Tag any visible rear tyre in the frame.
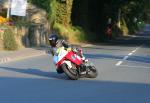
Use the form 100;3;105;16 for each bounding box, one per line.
61;63;79;80
86;66;98;78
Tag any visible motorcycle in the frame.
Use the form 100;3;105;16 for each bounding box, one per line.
53;47;98;80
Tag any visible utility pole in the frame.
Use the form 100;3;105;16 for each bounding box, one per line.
7;0;11;18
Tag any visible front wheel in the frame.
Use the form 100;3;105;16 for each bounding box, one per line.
86;66;98;78
61;63;79;80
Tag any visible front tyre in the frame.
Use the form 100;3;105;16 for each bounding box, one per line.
61;63;79;80
86;66;98;78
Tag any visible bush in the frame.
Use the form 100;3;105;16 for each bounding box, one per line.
53;23;87;43
3;28;18;50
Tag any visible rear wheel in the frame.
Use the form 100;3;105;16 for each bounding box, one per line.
61;63;79;80
86;66;98;78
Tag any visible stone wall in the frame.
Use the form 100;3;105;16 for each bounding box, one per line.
0;1;50;49
26;4;50;47
0;2;50;47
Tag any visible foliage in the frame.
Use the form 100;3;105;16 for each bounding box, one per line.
53;23;86;43
0;16;9;24
28;0;51;12
28;0;150;42
3;26;18;50
49;0;57;24
120;17;129;35
55;0;73;26
103;0;150;35
55;1;67;25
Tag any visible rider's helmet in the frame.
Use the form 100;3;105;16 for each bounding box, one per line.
48;34;58;47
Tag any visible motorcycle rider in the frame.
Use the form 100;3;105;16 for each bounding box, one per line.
48;34;87;74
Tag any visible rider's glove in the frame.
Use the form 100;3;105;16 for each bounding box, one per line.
72;47;78;53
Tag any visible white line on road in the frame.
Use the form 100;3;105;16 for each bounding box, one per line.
128;53;133;56
115;45;143;66
123;56;129;60
116;61;123;66
132;48;139;53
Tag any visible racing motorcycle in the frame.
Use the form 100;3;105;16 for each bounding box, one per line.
53;47;98;80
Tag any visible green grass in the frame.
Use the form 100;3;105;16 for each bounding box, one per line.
3;27;18;50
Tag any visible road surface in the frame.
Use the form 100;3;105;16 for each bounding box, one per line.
0;25;150;103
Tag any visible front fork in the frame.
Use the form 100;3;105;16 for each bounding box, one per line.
79;61;93;75
78;63;88;77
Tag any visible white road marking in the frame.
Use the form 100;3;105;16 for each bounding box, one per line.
128;53;133;56
132;50;136;53
123;56;129;60
116;61;123;66
115;44;143;66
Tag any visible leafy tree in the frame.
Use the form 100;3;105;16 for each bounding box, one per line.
28;0;150;41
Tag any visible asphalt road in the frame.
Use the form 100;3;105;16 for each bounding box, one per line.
0;25;150;103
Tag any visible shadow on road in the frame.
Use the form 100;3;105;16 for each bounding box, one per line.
0;66;66;80
0;76;150;103
127;55;150;63
85;36;150;49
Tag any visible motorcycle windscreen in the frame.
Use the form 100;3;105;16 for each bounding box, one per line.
53;55;58;64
